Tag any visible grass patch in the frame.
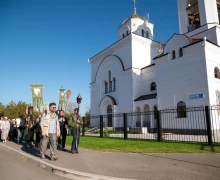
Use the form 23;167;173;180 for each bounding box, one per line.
65;136;220;153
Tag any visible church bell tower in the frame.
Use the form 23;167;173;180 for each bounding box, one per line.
178;0;220;35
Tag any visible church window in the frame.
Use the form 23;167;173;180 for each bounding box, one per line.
109;81;112;92
109;71;111;81
150;82;157;91
172;50;176;60
186;0;200;32
136;106;141;127
179;48;183;57
142;29;144;37
215;67;220;79
146;31;149;38
217;2;220;24
113;78;116;91
177;101;187;118
105;81;108;93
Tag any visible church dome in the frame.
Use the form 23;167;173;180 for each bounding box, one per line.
122;14;147;24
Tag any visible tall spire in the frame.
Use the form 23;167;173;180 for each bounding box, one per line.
133;0;137;15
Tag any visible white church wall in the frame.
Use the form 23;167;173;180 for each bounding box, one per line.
118;18;154;40
215;27;220;46
90;84;101;116
198;0;219;26
90;37;132;84
118;21;131;39
190;26;218;45
178;0;219;35
138;66;157;98
117;70;134;113
205;42;220;130
205;42;220;106
155;41;209;109
132;34;154;69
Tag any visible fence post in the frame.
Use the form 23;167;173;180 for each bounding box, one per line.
100;115;103;138
123;113;128;140
82;116;85;136
205;106;213;146
157;110;162;142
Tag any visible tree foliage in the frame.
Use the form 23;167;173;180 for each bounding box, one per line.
0;101;41;119
66;101;77;114
85;111;90;126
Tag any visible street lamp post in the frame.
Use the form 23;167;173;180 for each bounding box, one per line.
76;94;82;114
75;94;82;151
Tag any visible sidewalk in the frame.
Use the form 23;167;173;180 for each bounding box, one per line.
0;141;220;180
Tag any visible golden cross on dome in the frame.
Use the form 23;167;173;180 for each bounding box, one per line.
132;0;137;15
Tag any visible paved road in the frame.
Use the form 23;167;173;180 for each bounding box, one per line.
1;142;220;180
0;149;67;180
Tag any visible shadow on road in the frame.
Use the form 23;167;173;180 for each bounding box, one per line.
141;153;220;169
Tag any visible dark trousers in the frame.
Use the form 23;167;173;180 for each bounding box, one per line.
71;127;80;152
26;128;34;142
17;128;25;143
35;132;42;148
58;133;67;148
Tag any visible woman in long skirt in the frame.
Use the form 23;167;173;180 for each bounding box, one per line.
1;117;10;142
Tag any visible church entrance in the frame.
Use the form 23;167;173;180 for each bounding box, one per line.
107;105;113;127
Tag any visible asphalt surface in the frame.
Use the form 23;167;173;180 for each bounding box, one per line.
1;141;220;180
0;149;68;180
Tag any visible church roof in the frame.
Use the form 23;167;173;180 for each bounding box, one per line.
122;13;147;25
153;34;203;60
134;93;157;102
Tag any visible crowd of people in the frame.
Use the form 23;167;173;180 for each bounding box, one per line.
0;102;83;161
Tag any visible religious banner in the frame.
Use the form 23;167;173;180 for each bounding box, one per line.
58;86;67;110
41;104;48;112
30;83;43;108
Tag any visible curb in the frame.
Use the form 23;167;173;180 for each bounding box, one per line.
0;143;136;180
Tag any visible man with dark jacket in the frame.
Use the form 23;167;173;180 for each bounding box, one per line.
58;110;67;151
68;108;83;154
35;115;42;148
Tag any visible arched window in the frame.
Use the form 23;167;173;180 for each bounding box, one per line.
151;82;157;91
177;101;187;118
107;105;112;114
136;106;141;127
172;50;176;59
104;81;108;94
186;0;200;32
179;48;183;57
109;81;112;92
142;29;144;37
113;78;116;91
146;31;149;38
143;104;150;127
108;71;111;81
214;67;220;79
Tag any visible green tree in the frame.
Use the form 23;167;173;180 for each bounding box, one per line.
0;102;5;117
4;101;28;119
85;111;90;127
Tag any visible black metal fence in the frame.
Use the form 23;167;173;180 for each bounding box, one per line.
82;106;220;145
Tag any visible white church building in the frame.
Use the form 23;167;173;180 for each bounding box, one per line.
89;0;220;130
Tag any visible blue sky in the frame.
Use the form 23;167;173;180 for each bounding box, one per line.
0;0;179;114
